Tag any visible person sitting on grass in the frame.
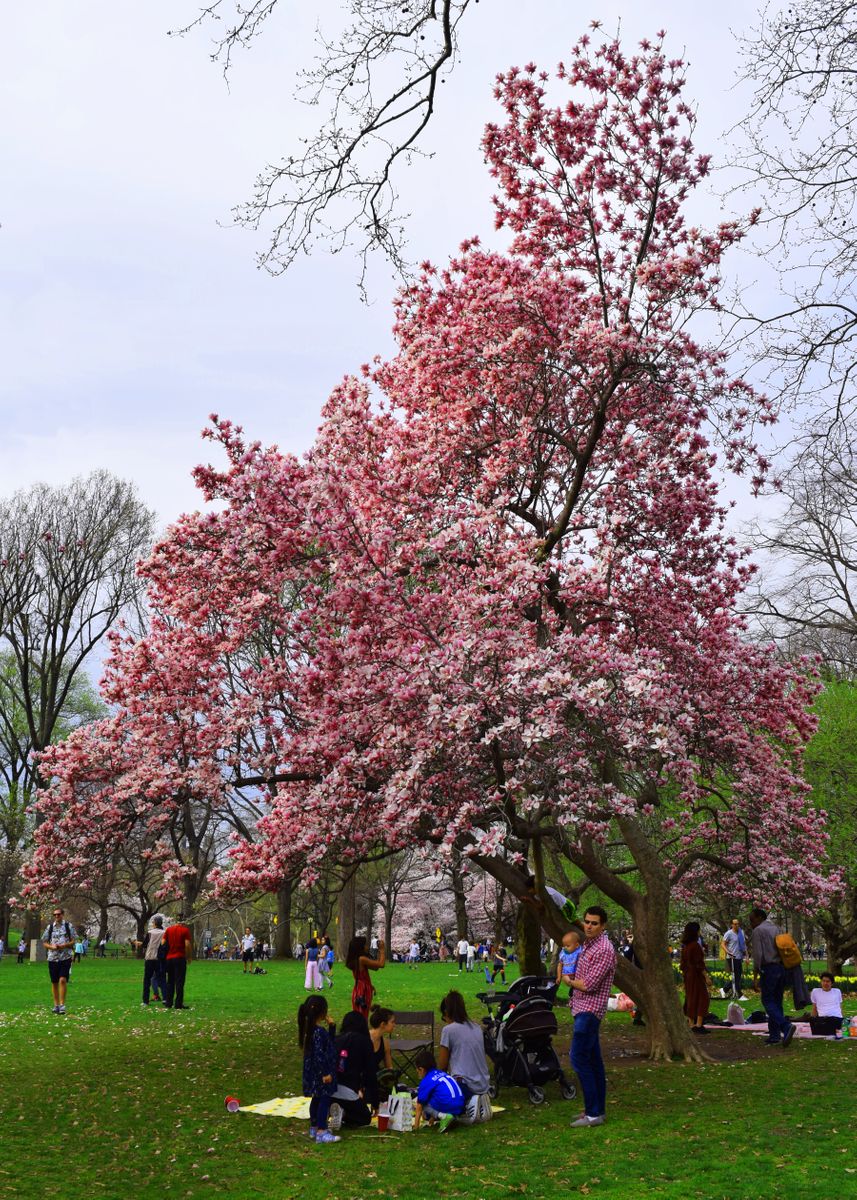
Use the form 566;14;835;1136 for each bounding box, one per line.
369;1005;397;1091
297;994;340;1144
413;1050;465;1133
329;1011;380;1129
811;972;844;1038
556;929;583;992
438;990;491;1124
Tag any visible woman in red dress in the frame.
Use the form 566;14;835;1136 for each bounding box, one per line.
346;935;386;1015
680;921;711;1036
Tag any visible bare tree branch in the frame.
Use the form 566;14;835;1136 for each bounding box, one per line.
730;1;857;440
171;1;475;287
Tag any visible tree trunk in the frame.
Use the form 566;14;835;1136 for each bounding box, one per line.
450;861;469;939
384;897;394;949
515;898;543;976
24;908;42;943
336;869;357;962
819;897;857;977
97;904;109;943
619;898;707;1064
493;882;506;946
274;880;293;958
135;912;147;956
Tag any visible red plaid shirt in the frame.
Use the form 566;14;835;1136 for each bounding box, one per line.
570;932;616;1019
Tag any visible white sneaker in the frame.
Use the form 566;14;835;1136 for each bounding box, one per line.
328;1102;344;1131
571;1114;604;1127
737;995;749;1001
58;1005;66;1014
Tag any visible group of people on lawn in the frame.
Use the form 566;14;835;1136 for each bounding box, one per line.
299;907;618;1144
680;907;846;1042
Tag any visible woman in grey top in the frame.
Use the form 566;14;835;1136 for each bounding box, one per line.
438;990;490;1118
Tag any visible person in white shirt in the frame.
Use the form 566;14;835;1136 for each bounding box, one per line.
811;972;844;1036
456;937;469;973
241;927;256;974
408;941;420;968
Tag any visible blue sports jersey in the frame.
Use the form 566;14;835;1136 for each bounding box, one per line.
416;1069;465;1116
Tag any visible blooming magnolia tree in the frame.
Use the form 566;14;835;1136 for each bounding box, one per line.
27;31;833;1060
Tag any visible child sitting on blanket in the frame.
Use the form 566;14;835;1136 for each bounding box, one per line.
413;1050;465;1133
298;994;340;1143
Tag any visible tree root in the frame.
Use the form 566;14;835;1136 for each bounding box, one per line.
647;1038;711;1064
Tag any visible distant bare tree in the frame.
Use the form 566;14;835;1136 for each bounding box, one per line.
747;437;857;677
0;472;154;935
0;472;155;786
173;0;475;283
733;1;857;439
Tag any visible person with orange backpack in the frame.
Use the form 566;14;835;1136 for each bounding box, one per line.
749;907;796;1048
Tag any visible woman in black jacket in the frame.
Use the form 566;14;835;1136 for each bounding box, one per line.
330;1011;380;1128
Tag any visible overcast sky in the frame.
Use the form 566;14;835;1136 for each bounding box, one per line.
2;1;765;531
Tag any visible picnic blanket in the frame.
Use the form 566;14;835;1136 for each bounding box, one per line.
239;1096;312;1119
238;1096;506;1120
725;1022;855;1040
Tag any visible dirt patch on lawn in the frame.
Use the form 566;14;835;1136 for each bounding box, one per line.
556;1024;779;1065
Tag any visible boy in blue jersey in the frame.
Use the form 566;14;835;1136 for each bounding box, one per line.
413;1050;465;1133
556;928;582;992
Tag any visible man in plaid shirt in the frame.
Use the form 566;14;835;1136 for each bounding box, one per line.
568;906;616;1127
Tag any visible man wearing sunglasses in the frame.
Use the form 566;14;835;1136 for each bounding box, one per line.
567;906;616;1127
42;905;77;1015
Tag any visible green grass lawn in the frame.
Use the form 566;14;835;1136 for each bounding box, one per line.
1;955;854;1200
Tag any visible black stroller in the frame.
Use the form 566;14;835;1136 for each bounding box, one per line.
483;992;576;1105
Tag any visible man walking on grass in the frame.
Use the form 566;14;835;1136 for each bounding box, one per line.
749;907;795;1048
162;914;193;1010
722;918;748;1000
568;905;617;1128
456;935;469;973
42;905;77;1015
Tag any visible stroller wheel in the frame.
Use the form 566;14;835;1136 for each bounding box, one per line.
488;1082;499;1100
560;1081;577;1101
527;1086;546;1105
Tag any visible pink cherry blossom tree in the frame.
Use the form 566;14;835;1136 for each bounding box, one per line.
27;30;834;1061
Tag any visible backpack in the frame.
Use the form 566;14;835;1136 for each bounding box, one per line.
775;932;802;969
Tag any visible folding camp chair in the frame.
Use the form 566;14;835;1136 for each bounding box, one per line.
390;1010;435;1084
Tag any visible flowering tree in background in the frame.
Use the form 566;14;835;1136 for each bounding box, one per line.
27;31;834;1060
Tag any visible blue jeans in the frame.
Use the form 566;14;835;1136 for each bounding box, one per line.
309;1095;331;1130
760;962;790;1041
570;1011;606;1117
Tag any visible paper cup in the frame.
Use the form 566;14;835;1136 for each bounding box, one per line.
225;1096;240;1112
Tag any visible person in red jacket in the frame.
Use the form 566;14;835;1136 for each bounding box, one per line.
162;915;193;1010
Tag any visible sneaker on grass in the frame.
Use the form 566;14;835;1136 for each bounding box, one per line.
314;1130;340;1144
437;1113;455;1134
